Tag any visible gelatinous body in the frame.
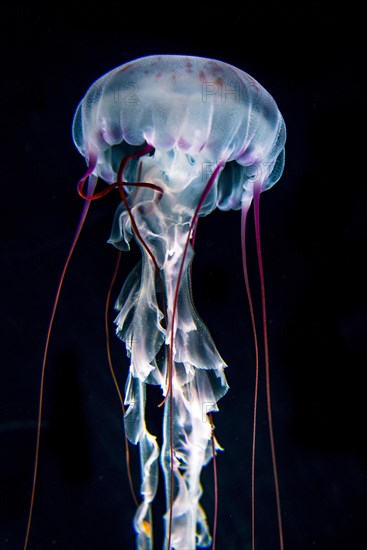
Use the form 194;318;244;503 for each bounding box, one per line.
72;55;286;549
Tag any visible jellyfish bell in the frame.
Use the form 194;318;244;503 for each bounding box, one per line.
73;55;285;199
25;55;286;550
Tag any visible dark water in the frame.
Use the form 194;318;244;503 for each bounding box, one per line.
1;2;366;549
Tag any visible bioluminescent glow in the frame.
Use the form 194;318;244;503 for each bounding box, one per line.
25;55;286;550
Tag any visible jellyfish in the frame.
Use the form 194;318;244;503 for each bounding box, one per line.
25;55;286;550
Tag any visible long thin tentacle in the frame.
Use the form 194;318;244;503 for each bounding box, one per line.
241;198;260;550
253;182;284;550
24;159;97;549
104;250;139;507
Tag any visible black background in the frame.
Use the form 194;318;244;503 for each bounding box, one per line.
1;2;366;549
